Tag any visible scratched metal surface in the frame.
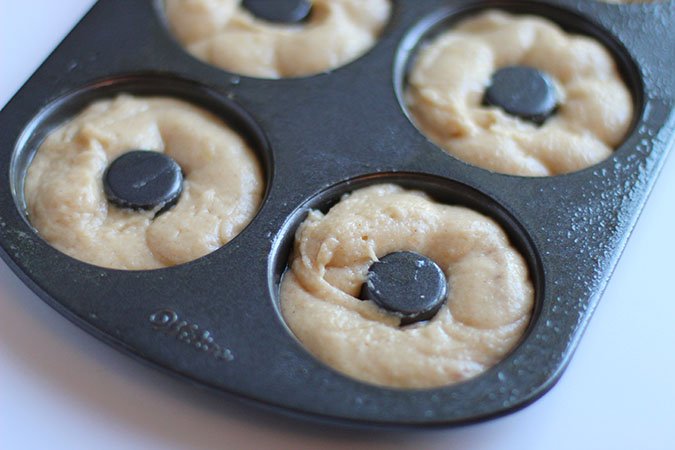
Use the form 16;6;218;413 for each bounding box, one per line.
0;0;673;426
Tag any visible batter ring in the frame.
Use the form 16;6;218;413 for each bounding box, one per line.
405;10;634;176
164;0;391;78
280;184;534;388
24;94;264;270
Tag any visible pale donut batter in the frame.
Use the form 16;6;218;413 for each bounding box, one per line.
280;184;534;388
164;0;391;78
25;95;264;270
406;10;634;176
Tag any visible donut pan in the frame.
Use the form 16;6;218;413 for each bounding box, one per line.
1;0;674;427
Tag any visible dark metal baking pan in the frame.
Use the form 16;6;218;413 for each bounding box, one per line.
0;0;673;427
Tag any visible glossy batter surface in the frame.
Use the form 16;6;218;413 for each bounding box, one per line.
25;95;264;270
280;184;534;388
406;10;634;176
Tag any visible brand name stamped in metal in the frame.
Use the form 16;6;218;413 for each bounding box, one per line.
149;308;234;362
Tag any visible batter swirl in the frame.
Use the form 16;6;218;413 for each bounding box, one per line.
165;0;391;78
406;10;633;176
25;95;264;270
280;184;534;388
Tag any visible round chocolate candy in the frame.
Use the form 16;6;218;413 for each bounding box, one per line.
242;0;312;24
103;150;183;213
360;251;448;325
483;65;558;125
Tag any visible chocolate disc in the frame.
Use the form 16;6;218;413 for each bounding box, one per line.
484;65;558;125
103;150;183;212
242;0;312;24
361;251;448;325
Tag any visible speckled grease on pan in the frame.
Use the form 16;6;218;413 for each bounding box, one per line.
602;0;661;3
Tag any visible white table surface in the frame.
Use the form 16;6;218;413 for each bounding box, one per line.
1;2;674;449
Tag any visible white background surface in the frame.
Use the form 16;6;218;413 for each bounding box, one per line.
1;1;674;449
